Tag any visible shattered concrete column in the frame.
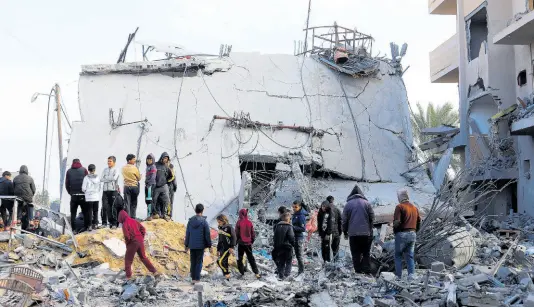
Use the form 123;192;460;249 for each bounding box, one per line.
238;171;252;210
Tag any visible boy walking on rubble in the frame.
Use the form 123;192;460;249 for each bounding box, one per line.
185;203;212;284
236;208;261;278
216;214;236;280
393;189;421;280
318;196;342;263
273;211;295;280
118;209;161;282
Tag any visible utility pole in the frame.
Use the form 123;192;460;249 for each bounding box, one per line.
54;83;64;194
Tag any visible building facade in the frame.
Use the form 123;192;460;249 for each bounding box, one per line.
429;0;534;217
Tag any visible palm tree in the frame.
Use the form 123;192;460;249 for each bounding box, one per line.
410;102;461;172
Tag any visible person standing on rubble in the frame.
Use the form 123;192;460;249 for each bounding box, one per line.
0;171;15;231
185;203;212;284
235;208;261;278
343;184;375;274
66;159;88;233
292;200;308;275
318;196;342;263
122;154;141;219
393;189;421;280
100;156;119;228
118;209;161;282
13;165;36;230
144;154;157;220
167;163;177;219
216;214;236;280
273;211;295;280
82;164;101;231
152;152;173;220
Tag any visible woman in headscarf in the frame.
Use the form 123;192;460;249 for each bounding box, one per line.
118;210;160;281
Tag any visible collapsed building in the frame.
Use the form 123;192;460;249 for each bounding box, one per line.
59;24;435;224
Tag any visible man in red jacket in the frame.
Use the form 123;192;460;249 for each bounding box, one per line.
235;209;261;278
118;210;160;281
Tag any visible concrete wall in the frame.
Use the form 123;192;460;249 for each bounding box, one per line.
62;53;421;223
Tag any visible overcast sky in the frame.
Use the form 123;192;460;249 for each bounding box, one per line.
0;0;457;199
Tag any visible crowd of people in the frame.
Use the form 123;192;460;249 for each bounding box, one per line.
0;158;422;283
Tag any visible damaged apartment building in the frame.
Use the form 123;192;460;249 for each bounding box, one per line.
59;24;435;225
428;0;534;218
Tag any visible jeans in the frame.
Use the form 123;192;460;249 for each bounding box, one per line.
153;186;169;217
102;191;118;226
293;239;305;274
70;195;86;230
190;249;204;281
238;244;259;275
321;235;341;262
349;235;372;273
124;186;140;219
395;231;416;278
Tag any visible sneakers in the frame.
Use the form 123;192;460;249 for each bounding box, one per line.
152;214;160;220
224;274;231;280
146;216;152;221
255;274;261;279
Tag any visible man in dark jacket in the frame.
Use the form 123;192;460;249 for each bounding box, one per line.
292;200;308;275
13;165;36;230
152;152;172;220
343;184;375;274
0;171;15;231
317;196;342;263
65;159;88;232
235;208;261;278
185;203;212;283
273;212;295;280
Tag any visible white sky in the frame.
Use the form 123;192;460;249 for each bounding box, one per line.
0;0;458;199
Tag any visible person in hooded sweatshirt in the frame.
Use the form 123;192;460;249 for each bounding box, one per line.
272;211;295;280
216;214;236;280
82;164;101;231
144;154;157;220
291;200;308;275
65;159;88;232
152;152;172;220
235;208;261;278
118;209;161;281
0;171;15;231
185;203;212;284
13;165;36;230
343;184;375;274
318;196;342;263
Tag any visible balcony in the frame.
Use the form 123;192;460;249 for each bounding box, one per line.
511;116;534;135
429;0;457;15
494;10;534;45
429;34;459;83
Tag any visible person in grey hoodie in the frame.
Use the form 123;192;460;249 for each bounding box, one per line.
144;154;157;220
100;156;119;228
82;164;101;231
343;184;375;274
13;165;36;230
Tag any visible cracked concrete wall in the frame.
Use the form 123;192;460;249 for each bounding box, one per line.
61;53;418;222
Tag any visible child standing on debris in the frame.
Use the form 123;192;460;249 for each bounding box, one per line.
118;210;160;281
144;154;157;220
272;212;295;280
185;203;212;284
216;214;236;280
82;164;101;231
235;208;261;278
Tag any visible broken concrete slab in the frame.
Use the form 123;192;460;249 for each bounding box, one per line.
310;291;337;307
457;274;489;286
103;238;126;257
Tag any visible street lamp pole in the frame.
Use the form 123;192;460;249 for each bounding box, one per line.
54;83;64;191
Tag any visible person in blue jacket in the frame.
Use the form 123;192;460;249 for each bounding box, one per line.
292;200;308;275
185;203;212;284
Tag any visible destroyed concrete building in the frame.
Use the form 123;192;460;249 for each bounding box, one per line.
59;25;435;224
427;0;534;217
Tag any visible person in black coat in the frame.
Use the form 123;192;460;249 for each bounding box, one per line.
317;196;342;263
13;165;36;230
0;171;14;230
216;214;236;280
272;212;295;280
65;159;88;231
